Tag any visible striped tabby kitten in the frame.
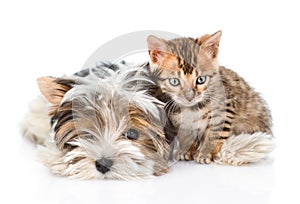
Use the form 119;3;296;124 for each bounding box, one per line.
146;31;274;165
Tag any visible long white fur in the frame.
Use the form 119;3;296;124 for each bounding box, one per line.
22;64;167;180
20;96;51;145
214;132;275;165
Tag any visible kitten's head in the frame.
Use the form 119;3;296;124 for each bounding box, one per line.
37;69;169;180
147;31;222;107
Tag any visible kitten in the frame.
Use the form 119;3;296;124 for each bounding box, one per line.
146;31;274;165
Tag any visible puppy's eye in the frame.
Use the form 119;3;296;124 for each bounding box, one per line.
124;129;139;140
168;78;180;86
196;76;206;85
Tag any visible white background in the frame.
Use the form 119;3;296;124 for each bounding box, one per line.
1;0;299;204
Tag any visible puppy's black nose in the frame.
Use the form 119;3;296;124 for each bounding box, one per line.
95;158;113;174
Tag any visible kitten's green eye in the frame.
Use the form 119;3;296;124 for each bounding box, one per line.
168;78;180;86
196;76;207;85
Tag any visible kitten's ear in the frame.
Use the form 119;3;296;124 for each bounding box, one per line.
198;30;222;59
147;35;171;65
37;77;75;106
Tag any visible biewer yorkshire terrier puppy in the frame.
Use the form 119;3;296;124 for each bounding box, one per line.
21;62;169;180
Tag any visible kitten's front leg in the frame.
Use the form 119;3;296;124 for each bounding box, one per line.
172;129;198;161
174;141;198;161
194;101;229;164
194;139;214;164
194;129;222;164
194;127;229;164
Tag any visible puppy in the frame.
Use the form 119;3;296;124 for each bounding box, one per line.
21;63;169;180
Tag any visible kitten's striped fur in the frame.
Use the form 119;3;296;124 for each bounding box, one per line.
147;31;273;165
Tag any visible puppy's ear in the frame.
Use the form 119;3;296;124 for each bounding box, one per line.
37;77;76;113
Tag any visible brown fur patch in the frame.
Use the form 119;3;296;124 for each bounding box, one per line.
56;121;77;149
211;142;223;156
181;70;196;86
129;106;150;129
150;51;180;72
37;77;75;116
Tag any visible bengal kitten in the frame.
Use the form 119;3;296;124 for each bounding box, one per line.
146;31;274;165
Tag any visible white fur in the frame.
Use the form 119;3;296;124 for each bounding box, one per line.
22;64;168;180
62;66;164;121
20;96;51;145
37;141;156;180
214;132;275;166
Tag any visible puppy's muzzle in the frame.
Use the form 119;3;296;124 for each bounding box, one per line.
95;158;113;174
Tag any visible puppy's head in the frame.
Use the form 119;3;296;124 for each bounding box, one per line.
37;69;169;179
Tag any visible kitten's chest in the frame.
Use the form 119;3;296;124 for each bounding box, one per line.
171;107;208;131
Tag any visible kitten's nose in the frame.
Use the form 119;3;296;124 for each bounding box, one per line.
184;90;195;102
95;158;113;174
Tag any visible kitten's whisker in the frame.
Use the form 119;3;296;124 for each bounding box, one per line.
165;99;178;115
170;102;177;114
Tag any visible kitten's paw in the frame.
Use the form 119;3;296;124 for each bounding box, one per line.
194;152;212;164
184;151;193;161
174;151;193;161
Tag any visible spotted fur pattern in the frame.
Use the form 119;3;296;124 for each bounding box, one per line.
146;31;273;165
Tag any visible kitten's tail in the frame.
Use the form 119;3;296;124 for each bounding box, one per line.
20;96;51;145
214;132;275;166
